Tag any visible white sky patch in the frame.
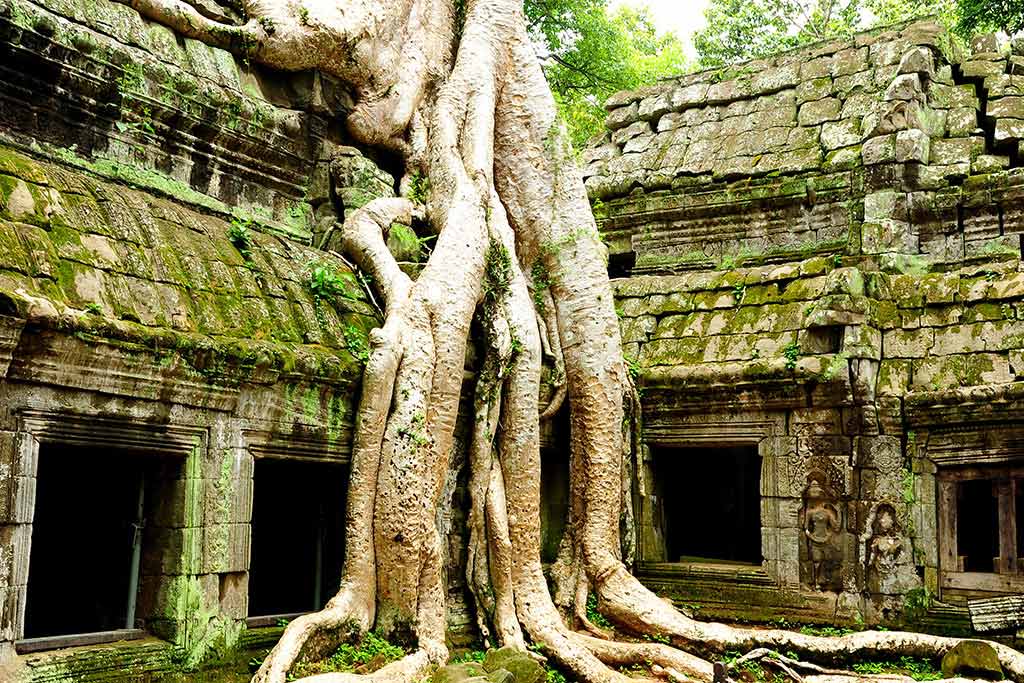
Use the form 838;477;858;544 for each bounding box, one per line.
608;0;710;58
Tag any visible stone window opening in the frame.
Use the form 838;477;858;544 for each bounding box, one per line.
651;445;762;566
247;458;347;623
18;444;183;652
939;466;1024;596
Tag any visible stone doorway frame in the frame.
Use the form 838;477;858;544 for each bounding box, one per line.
638;415;790;583
1;410;206;652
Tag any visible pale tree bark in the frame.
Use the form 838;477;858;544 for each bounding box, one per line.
111;0;1024;681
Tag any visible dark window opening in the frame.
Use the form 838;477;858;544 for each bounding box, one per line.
607;251;636;280
24;445;178;640
654;446;761;565
956;479;999;573
248;459;348;617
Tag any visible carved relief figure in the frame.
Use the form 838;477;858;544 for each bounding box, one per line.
864;503;916;595
801;476;842;591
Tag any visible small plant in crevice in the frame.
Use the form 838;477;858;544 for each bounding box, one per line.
585;592;612;630
343;323;370;364
228;217;254;262
258;16;276;34
84;302;103;315
306;261;357;300
732;282;746;305
531;260;551;314
782;341;800;371
407;171;429;204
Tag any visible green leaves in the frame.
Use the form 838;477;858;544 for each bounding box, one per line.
527;0;688;146
957;0;1024;36
693;0;957;68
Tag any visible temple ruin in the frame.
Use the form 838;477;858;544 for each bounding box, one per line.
0;0;1023;678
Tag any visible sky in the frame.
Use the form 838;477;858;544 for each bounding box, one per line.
609;0;710;58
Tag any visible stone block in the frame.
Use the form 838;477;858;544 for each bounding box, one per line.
483;647;544;683
898;46;935;78
832;47;869;77
638;92;673;121
885;73;923;101
862;220;915;254
973;154;1010;173
995;118;1024;143
961;60;1006;79
610;120;651;145
0;477;34;526
946;107;979;136
217;571;248;618
928;83;980;110
835;71;873;98
930;137;979;165
864;191;902;223
752;64;800;92
202;523;250;574
800;56;832;80
606;102;638;130
862;135;896;165
821;119;862;150
799;97;841;126
0;525;31;589
0;585;25;641
989;96;1024;119
671;82;709;109
971;32;1010;57
895;129;929;163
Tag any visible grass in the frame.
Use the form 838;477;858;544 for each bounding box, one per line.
852;656;942;681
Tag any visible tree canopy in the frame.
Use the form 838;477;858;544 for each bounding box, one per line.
526;0;688;146
694;0;963;68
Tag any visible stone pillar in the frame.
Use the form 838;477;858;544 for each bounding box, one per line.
0;431;38;659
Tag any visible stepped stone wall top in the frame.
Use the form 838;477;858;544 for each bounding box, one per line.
586;20;1024;274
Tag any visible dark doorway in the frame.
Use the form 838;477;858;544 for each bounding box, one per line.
540;448;570;564
24;445;172;639
654;446;761;565
958;478;999;573
248;459;348;617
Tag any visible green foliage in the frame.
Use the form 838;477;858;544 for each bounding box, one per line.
797;623;854;637
545;667;568;683
528;0;688;146
483;239;514;320
531;260;551;314
694;0;957;67
732;282;746;305
228;217;254;261
585;592;612;629
782;341;801;371
450;650;487;664
84;302;103;315
287;630;405;680
408;171;429;204
853;656;941;680
306;261;358;300
957;0;1024;36
343;324;370;364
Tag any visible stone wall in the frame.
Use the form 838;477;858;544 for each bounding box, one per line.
590;20;1024;631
